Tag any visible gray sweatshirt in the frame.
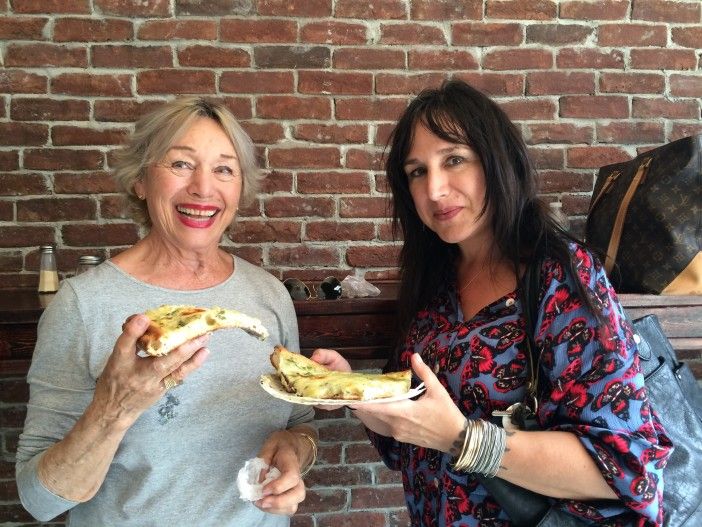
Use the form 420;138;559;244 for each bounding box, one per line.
16;257;313;526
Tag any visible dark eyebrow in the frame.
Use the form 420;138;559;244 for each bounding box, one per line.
404;146;467;168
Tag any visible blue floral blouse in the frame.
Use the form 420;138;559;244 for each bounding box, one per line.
368;245;672;526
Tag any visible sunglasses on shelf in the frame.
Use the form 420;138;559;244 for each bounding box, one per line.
283;277;342;301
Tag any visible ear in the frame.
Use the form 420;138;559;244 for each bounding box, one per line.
134;178;145;200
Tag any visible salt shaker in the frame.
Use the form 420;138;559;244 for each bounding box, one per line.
548;201;570;231
75;255;104;276
38;245;59;293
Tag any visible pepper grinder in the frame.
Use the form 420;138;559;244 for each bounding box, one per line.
38;245;59;294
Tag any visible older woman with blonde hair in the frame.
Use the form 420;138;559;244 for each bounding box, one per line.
16;97;317;526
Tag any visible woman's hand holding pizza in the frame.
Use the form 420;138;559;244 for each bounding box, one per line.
91;314;211;427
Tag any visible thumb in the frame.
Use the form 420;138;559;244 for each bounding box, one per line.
116;314;150;356
410;353;441;389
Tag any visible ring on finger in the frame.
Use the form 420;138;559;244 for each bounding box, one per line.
162;375;183;391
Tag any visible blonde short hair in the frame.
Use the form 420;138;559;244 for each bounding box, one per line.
113;97;261;228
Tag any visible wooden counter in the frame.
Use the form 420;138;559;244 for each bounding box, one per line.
1;286;701;376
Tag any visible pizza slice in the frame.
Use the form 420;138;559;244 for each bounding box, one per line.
136;305;269;357
269;346;412;400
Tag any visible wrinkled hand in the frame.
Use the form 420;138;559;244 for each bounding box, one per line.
255;431;306;515
92;314;210;428
353;353;465;453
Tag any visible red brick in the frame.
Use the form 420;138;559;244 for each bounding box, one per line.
305;221;375;242
264;196;335;218
377;466;403;484
388;507;411;526
258;0;331;16
0;202;14;221
557;48;624;69
17;197;96;222
222;97;253;119
525;123;593;145
670;74;702;97
0;15;47;38
296;488;347;514
54;171;118;193
228;245;263;266
24;149;103;170
230;220;301;243
376;73;448;95
220;19;297;43
94;0;169;16
631;49;697;71
598;24;667;46
484;49;553;70
500;98;555;121
380;23;446;45
365;268;400;280
335;98;407;121
220;71;294;94
451;22;522;46
350;485;406;508
137;19;217;40
257;96;331;120
305;465;372;488
0;503;36;523
5;43;86;67
0;226;55;248
408;50;478;71
0;151;19;170
94;99;167;122
268;245;339;267
526;24;592;45
176;0;253;15
0;122;47;146
345;148;385;171
537;171;593;193
54;17;133;42
137;69;215;94
240;122;285;144
600;73;665;94
340;197;389;218
92;45;172;68
487;0;557;19
346;442;383;463
62;223;139;246
632;0;700;22
298;172;370;193
11;0;89;13
268;146;340;169
291;516;314;527
293;124;367;144
52;73;132;96
453;72;524;96
301;21;367;45
0;173;47;195
0;70;47;94
178;45;250;67
526;72;594;95
671;123;702;141
335;0;405;19
632;97;699;119
334;47;406;70
411;0;480;19
566;146;630;168
99;194;129;219
560;0;629;20
597;122;665;144
298;71;372;95
528;147;564;169
52;126;127;146
347;245;400;267
260;170;293;193
317;512;386;527
672;26;702;49
0;273;39;288
255;46;330;69
560;96;628;119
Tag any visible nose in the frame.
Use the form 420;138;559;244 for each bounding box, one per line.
187;166;213;198
426;166;449;201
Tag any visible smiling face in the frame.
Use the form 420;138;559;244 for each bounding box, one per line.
134;117;242;254
404;123;493;251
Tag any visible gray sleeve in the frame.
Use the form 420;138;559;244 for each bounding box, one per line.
16;284;93;520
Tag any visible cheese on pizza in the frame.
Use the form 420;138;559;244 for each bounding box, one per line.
270;346;411;400
137;305;268;356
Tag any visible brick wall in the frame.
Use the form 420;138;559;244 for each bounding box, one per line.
1;0;701;525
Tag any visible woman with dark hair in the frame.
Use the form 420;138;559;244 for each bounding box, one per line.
313;80;671;526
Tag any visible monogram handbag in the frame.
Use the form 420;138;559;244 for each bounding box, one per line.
477;261;702;526
585;134;702;294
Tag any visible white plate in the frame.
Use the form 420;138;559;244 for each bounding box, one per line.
259;374;426;406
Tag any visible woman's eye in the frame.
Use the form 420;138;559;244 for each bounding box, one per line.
171;160;193;170
446;155;464;167
407;167;425;179
215;166;233;174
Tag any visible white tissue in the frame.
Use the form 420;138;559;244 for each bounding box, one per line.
237;457;281;501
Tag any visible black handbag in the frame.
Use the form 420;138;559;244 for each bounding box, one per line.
585;134;702;295
477;262;702;526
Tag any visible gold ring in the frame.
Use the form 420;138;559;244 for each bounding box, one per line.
162;375;182;390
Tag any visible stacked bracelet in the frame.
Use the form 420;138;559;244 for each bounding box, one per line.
297;432;318;477
452;419;506;478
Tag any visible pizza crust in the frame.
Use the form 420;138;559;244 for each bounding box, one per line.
136;305;269;356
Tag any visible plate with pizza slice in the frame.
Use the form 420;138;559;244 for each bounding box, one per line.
261;345;426;405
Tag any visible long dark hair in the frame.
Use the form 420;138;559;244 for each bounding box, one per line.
387;80;599;357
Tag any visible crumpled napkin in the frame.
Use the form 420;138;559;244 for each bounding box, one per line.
340;275;381;298
236;457;281;501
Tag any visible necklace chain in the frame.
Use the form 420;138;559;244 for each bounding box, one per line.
458;266;485;295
